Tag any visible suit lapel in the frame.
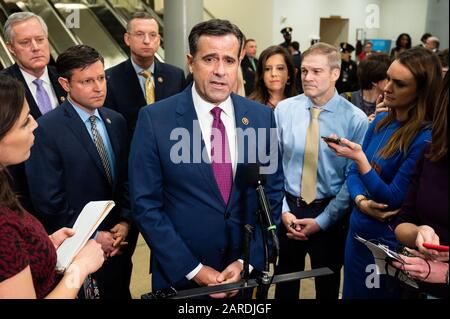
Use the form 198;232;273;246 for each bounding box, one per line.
100;108;119;188
125;59;147;107
62;102;110;184
176;87;225;207
11;64;42;119
228;94;250;208
48;65;67;105
154;60;164;101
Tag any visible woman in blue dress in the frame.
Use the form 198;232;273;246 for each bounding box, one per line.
324;47;442;298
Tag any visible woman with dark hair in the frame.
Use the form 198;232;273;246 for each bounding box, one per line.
342;53;391;117
390;33;412;60
324;47;442;298
392;72;449;299
0;75;104;298
249;45;297;109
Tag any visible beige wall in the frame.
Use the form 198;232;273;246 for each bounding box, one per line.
204;0;274;58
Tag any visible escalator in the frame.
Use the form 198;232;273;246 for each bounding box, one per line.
49;0;128;68
1;0;80;65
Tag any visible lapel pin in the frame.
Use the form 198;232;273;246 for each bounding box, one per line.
158;76;163;83
106;118;112;124
242;117;249;125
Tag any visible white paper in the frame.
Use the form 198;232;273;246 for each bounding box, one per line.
355;234;419;288
56;200;115;271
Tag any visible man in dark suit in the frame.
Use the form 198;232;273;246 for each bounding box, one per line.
105;11;186;139
240;38;258;96
2;12;66;214
25;45;132;299
129;19;284;296
279;27;293;49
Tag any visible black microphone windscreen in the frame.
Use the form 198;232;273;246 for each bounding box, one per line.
246;163;260;188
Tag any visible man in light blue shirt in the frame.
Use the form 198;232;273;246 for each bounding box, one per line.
274;42;368;299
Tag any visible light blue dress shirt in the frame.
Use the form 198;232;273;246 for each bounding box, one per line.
131;59;155;99
69;99;116;182
274;91;368;230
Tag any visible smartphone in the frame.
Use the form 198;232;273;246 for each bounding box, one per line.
422;243;449;252
321;136;341;144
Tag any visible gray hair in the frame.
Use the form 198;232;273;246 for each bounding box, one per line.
302;42;341;70
3;12;48;43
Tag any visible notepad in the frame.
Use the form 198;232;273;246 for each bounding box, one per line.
56;200;115;272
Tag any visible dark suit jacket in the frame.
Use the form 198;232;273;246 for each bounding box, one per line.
1;63;66;214
129;85;284;291
2;63;66;119
25;101;131;234
241;55;258;96
105;58;187;138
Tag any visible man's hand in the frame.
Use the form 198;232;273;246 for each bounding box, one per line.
209;261;243;298
282;212;308;241
49;227;75;249
95;231;116;257
109;221;130;256
192;265;221;287
297;218;321;238
357;199;399;222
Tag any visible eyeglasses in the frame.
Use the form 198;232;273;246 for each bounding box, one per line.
129;32;159;41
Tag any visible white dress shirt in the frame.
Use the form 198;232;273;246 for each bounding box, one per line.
20;67;59;110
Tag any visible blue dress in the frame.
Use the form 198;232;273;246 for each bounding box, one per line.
343;114;431;299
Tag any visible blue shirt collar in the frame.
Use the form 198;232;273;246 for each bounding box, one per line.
306;90;339;113
131;59;155;75
68;98;102;123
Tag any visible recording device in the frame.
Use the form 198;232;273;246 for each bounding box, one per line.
321;136;341;144
247;163;280;253
422;243;449;252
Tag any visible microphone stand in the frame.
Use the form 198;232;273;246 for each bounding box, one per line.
255;207;272;299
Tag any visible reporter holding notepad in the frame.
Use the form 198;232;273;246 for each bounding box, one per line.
392;72;449;299
0;74;104;298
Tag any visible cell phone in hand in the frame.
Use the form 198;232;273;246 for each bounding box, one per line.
321;136;341;144
422;243;449;252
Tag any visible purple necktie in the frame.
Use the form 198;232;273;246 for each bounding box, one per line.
33;78;53;115
210;106;233;204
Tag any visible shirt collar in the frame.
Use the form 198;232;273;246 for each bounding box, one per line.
306;89;339;113
68;97;101;123
191;83;233;118
131;59;155;75
20;66;51;87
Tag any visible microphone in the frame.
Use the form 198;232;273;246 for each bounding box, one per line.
247;163;280;254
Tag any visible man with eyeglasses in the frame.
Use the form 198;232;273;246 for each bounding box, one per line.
1;12;66;216
25;45;133;299
105;11;187;139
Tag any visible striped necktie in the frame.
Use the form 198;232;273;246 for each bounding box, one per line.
89;115;113;185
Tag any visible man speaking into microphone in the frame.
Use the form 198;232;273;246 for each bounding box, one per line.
129;19;284;298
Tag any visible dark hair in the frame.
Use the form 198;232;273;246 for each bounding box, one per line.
437;48;448;68
395;33;412;50
0;75;26;213
357;53;391;90
291;41;300;51
249;45;297;105
56;45;104;81
421;33;432;43
126;11;156;32
376;47;442;158
188;19;244;58
245;39;256;45
428;71;448;162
